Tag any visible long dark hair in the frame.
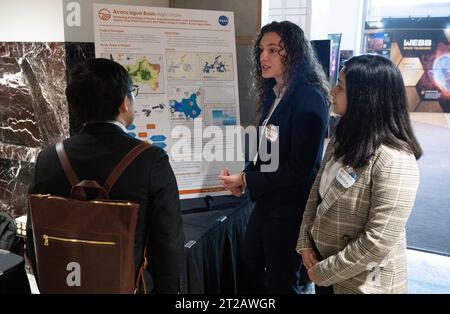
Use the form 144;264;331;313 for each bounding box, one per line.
252;21;330;116
334;54;423;168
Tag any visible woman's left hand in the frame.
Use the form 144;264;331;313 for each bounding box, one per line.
218;173;243;190
307;264;320;286
218;170;244;197
300;249;319;269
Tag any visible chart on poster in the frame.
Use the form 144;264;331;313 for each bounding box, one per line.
93;4;244;198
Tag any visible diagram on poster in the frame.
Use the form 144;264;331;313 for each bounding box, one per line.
169;86;202;120
103;53;165;94
204;86;236;104
200;53;234;80
140;102;167;118
167;52;201;81
212;108;237;126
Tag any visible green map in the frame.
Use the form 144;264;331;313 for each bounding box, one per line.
125;57;161;91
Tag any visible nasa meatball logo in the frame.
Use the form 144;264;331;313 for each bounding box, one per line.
98;8;111;21
218;15;229;26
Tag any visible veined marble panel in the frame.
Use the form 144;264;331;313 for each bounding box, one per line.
0;158;34;217
0;42;69;217
0;42;69;158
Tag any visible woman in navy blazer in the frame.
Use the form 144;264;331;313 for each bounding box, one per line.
219;21;330;293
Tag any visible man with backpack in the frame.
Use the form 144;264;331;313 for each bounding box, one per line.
26;58;184;293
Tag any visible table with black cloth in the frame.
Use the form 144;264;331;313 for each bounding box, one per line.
180;194;253;294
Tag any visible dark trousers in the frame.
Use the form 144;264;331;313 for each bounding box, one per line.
239;209;304;294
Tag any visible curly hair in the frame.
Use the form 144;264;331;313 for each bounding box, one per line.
251;21;331;117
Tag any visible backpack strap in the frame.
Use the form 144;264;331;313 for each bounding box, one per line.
103;142;152;193
56;141;151;199
134;246;149;294
56;142;80;186
56;142;87;200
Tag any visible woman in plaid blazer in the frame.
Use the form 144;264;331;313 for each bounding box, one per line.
297;54;423;294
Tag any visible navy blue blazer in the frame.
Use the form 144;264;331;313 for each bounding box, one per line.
245;81;329;218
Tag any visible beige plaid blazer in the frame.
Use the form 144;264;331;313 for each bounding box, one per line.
296;140;419;294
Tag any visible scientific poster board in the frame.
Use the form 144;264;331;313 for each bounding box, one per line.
93;4;244;198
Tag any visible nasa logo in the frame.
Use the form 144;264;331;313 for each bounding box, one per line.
218;15;229;26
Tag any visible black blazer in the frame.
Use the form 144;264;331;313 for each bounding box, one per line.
26;123;185;293
245;82;329;218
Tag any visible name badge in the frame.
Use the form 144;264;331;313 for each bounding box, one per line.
264;124;279;143
336;167;358;188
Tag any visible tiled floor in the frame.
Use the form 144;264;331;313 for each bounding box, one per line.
27;272;39;294
406;249;450;294
410;112;450;129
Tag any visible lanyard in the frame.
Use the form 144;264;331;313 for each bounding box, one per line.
253;91;284;166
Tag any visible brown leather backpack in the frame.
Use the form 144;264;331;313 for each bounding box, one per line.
29;141;150;294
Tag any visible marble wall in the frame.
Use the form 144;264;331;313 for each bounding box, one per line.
0;42;70;218
0;42;112;218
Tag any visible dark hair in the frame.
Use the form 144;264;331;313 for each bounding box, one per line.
252;21;330;116
334;54;423;167
66;58;133;123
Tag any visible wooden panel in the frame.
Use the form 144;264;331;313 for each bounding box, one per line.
236;36;255;46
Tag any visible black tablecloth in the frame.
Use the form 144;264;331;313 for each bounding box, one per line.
0;250;31;294
0;195;253;294
180;194;253;294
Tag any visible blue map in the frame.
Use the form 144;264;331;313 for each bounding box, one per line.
170;92;202;120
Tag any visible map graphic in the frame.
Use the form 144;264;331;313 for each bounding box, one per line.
125;57;161;91
103;53;164;94
200;53;234;81
169;87;202;120
166;52;201;80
